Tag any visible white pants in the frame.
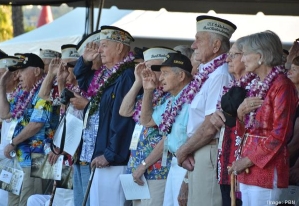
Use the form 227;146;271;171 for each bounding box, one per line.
27;194;51;206
163;157;187;206
0;189;8;206
240;169;283;206
90;166;126;206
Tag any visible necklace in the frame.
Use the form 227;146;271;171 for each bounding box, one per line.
11;76;45;119
83;52;134;99
132;87;167;123
245;65;285;129
159;54;227;135
88;53;135;116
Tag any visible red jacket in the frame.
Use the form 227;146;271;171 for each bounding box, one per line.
236;74;298;189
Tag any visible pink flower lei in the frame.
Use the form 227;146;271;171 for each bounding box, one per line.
132;86;166;123
159;54;227;135
11;76;45;119
216;72;257;110
245;65;286;129
83;52;135;98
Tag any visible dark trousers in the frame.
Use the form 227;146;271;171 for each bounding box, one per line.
220;184;231;206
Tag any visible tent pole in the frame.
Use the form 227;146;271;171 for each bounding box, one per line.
96;0;105;30
89;0;94;33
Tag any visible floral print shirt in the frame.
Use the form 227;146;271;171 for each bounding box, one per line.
127;92;172;180
10;90;56;167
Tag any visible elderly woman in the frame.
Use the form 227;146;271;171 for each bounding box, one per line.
210;37;256;206
228;31;298;206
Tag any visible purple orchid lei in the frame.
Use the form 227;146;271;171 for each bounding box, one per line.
132;86;165;123
216;72;257;110
245;65;286;129
83;52;135;99
159;53;227;135
11;76;45;119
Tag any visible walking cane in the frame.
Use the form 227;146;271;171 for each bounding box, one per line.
48;180;57;206
229;167;249;206
82;166;96;206
230;173;236;206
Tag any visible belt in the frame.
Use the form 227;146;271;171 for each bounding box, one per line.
78;161;89;166
208;139;217;145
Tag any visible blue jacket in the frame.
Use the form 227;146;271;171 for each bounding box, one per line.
74;57;136;165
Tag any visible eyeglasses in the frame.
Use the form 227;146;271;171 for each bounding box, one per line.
226;52;243;59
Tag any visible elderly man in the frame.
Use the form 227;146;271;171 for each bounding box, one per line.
0;53;55;206
176;15;236;206
119;47;176;206
139;52;193;206
0;55;20;206
75;25;135;206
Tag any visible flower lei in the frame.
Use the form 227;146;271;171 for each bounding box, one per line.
216;72;257;109
88;53;135;116
83;52;134;99
159;54;227;135
132;87;166;123
244;65;285;129
11;76;45;119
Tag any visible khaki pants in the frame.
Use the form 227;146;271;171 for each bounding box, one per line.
188;144;222;206
8;167;43;206
133;179;166;206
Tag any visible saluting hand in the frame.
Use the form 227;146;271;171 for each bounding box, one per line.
142;68;158;91
83;42;100;62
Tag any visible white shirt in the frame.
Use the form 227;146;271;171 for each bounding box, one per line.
187;58;232;137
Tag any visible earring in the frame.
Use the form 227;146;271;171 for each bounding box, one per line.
258;60;262;65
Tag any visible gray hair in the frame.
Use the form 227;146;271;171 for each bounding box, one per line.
209;32;230;53
240;30;283;67
235;36;246;52
171;67;193;79
173;45;194;59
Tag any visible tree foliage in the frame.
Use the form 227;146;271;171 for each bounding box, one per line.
0;5;13;42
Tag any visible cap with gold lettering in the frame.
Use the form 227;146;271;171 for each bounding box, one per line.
151;52;192;73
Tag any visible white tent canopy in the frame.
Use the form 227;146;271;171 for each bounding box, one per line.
0;7;132;55
1;7;298;55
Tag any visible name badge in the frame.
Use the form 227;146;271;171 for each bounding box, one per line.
83;105;91;129
218;126;225;150
0;169;13;184
129;124;143;150
6;120;18;141
161;136;168;167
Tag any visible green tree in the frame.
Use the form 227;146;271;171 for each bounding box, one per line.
0;5;13;42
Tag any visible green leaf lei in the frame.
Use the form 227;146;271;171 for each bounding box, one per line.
88;60;135;116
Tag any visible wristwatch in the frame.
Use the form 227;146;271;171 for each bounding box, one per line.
141;160;147;168
9;139;16;147
183;177;189;184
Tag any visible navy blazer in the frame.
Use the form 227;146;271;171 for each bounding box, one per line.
74;57;136;166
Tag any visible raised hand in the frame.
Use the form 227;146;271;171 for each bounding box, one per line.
287;39;299;63
134;62;146;84
142;68;158;91
83;42;100;62
48;57;62;76
57;64;69;85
